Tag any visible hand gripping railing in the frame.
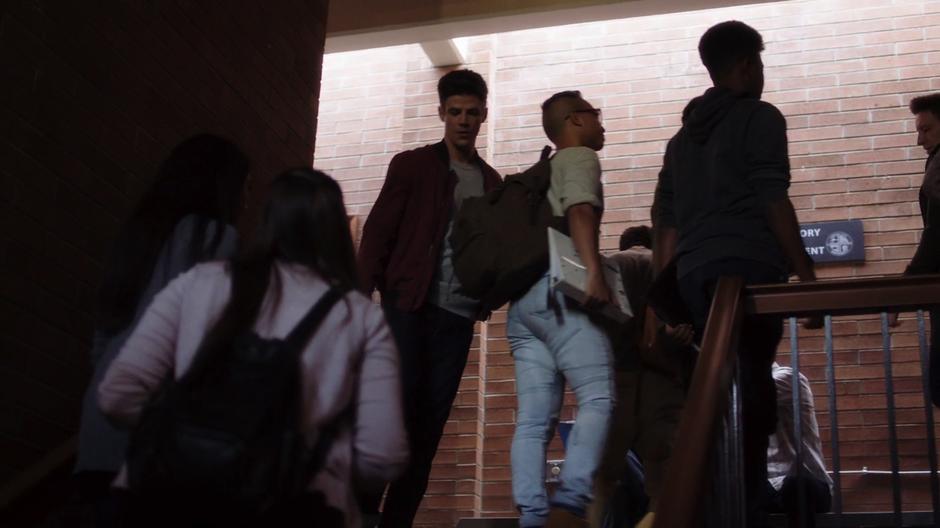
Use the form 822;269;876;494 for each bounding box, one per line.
653;274;940;528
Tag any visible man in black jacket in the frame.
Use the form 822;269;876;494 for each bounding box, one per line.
893;93;940;406
650;20;818;523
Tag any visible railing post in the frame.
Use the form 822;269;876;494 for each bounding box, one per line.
881;312;903;528
916;309;940;527
789;317;808;527
707;370;746;528
824;315;844;526
654;276;745;528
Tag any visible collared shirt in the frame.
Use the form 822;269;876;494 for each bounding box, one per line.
767;364;833;491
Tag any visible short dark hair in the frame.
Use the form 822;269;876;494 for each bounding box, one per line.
910;93;940;120
619;225;653;251
438;69;488;105
698;21;765;82
541;90;584;141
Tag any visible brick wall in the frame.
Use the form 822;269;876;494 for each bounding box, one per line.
317;0;940;524
0;0;328;488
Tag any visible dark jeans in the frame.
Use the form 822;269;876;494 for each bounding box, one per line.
114;490;342;527
361;302;474;527
678;258;786;523
765;475;832;528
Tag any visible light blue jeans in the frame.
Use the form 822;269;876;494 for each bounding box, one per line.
508;273;614;527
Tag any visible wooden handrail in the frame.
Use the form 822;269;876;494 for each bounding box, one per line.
745;274;940;317
653;276;745;528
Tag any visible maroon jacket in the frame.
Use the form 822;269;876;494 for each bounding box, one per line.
358;141;502;312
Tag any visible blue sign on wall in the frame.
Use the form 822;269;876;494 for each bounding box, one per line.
800;219;865;263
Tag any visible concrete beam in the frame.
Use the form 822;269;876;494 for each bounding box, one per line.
420;39;466;67
325;0;777;53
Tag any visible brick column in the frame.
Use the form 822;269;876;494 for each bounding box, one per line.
0;0;329;486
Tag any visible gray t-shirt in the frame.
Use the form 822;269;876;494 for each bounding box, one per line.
427;160;485;319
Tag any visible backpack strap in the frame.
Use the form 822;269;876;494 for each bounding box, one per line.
283;287;344;355
303;397;356;480
539;145;552;161
299;289;359;478
281;287;348;480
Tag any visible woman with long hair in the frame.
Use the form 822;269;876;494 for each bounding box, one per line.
97;168;408;527
76;134;250;517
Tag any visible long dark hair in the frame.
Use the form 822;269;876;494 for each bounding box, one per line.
185;168;358;382
97;134;250;336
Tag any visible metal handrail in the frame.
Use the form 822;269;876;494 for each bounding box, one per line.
653;274;940;528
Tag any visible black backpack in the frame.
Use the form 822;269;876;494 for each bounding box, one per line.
450;146;567;315
125;288;345;520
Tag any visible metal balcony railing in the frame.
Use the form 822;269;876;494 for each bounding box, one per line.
653;274;940;528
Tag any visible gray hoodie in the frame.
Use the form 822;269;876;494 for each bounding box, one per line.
652;87;791;277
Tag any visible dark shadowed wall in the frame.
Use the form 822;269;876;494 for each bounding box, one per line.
0;0;329;487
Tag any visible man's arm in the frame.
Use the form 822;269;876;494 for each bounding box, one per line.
652;227;678;275
356;154;410;295
651;139;678;275
765;199;816;283
567;203;612;307
747;103;821;328
557;148;612;308
905;232;934;276
766;199;823;328
743;104;816;282
906;159;940;276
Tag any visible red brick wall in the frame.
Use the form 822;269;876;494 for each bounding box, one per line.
0;0;328;487
317;0;940;524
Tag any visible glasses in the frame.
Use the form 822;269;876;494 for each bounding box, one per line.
567;108;602;120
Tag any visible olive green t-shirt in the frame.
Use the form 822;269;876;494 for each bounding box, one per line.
547;146;604;216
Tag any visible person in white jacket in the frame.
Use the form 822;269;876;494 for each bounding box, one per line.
98;168;408;527
766;363;833;528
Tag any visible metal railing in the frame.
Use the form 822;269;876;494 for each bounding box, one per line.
653;274;940;528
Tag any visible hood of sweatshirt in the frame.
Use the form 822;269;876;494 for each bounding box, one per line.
681;86;747;144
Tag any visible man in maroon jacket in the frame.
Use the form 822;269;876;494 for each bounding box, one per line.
357;69;501;527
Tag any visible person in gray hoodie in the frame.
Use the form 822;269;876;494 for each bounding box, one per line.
650;20;818;524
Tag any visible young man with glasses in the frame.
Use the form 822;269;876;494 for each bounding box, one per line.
509;90;614;528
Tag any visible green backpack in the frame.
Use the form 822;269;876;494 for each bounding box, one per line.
450;146;567;315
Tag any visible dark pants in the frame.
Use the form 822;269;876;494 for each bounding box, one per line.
114;490;342;527
362;302;474;527
73;471;120;528
765;475;832;528
678;258;786;524
930;308;940;408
